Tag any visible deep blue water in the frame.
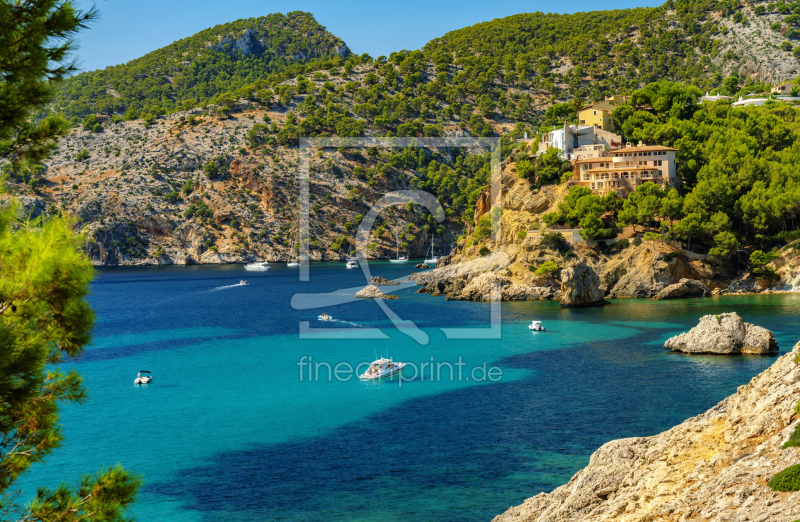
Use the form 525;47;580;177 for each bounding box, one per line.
18;262;800;521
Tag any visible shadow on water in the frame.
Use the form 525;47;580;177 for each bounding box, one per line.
152;328;777;522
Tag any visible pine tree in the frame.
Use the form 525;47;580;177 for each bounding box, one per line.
0;1;140;519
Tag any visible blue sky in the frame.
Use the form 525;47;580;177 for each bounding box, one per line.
73;0;663;72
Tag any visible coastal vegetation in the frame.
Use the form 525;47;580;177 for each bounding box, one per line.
0;0;139;517
540;81;800;259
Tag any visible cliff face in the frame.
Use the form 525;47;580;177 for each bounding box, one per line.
492;344;800;522
6;104;460;266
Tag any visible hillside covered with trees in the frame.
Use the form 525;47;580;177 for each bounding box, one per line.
9;3;800;269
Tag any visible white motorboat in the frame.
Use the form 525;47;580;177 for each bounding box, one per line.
239;279;249;286
528;321;546;332
287;261;300;267
245;261;270;271
318;313;333;321
346;259;358;269
359;358;407;380
134;371;153;384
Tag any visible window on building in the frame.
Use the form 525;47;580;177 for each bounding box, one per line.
593;110;597;115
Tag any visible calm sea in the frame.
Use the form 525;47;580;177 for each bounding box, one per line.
17;263;800;521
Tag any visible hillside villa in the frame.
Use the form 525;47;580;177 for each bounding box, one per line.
570;142;678;196
535;123;622;159
577;94;630;131
771;81;795;94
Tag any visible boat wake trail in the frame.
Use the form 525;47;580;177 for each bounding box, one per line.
211;283;247;291
318;318;364;328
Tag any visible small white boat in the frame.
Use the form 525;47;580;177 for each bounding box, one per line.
318;313;333;321
359;358;407;380
424;233;439;265
134;371;153;384
528;321;546;332
390;234;408;263
239;279;249;286
287;261;300;267
245;261;270;271
346;259;358;269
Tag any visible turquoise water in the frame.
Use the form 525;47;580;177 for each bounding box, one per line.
18;263;800;521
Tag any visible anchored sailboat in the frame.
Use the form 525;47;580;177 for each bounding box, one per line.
389;230;408;263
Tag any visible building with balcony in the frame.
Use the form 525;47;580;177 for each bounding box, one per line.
571;143;678;196
536;123;622;159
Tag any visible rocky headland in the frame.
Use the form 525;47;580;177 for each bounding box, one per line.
409;167;800;302
665;312;779;355
492;341;800;522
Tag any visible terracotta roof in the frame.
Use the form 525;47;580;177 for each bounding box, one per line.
574;157;612;164
583;166;662;173
610;145;677;154
579;100;618;112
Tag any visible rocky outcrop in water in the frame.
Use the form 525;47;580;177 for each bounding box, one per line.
559;261;606;308
492;342;800;522
354;285;398;299
654;278;710;300
458;272;560;302
369;276;399;286
664;312;779;355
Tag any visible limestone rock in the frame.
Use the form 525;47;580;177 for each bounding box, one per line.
664;312;778;354
559;261;606;308
409;251;513;285
415;262;430;269
492;342;800;522
369;276;399;286
459;272;506;301
654;278;710;300
354;285;398;299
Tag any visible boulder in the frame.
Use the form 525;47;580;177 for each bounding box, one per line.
654;278;709;300
354;285;398;299
664;312;778;355
459;272;507;301
369;276;399;286
559;261;607;308
415;263;430;269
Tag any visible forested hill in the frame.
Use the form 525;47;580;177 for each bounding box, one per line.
52;12;349;121
423;0;796;103
53;1;800;126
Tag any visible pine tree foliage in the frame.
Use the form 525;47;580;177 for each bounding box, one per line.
0;1;140;519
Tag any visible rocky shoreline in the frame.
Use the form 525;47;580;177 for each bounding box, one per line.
492;341;800;522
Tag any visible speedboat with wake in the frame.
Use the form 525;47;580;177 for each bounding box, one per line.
245;261;270;271
318;313;333;321
528;321;546;331
359;358;406;380
134;371;153;384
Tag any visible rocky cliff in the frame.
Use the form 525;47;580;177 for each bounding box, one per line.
3;102;461;266
411;166;800;302
492;342;800;522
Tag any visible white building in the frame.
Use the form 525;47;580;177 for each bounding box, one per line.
537;123;621;160
732;96;768;107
